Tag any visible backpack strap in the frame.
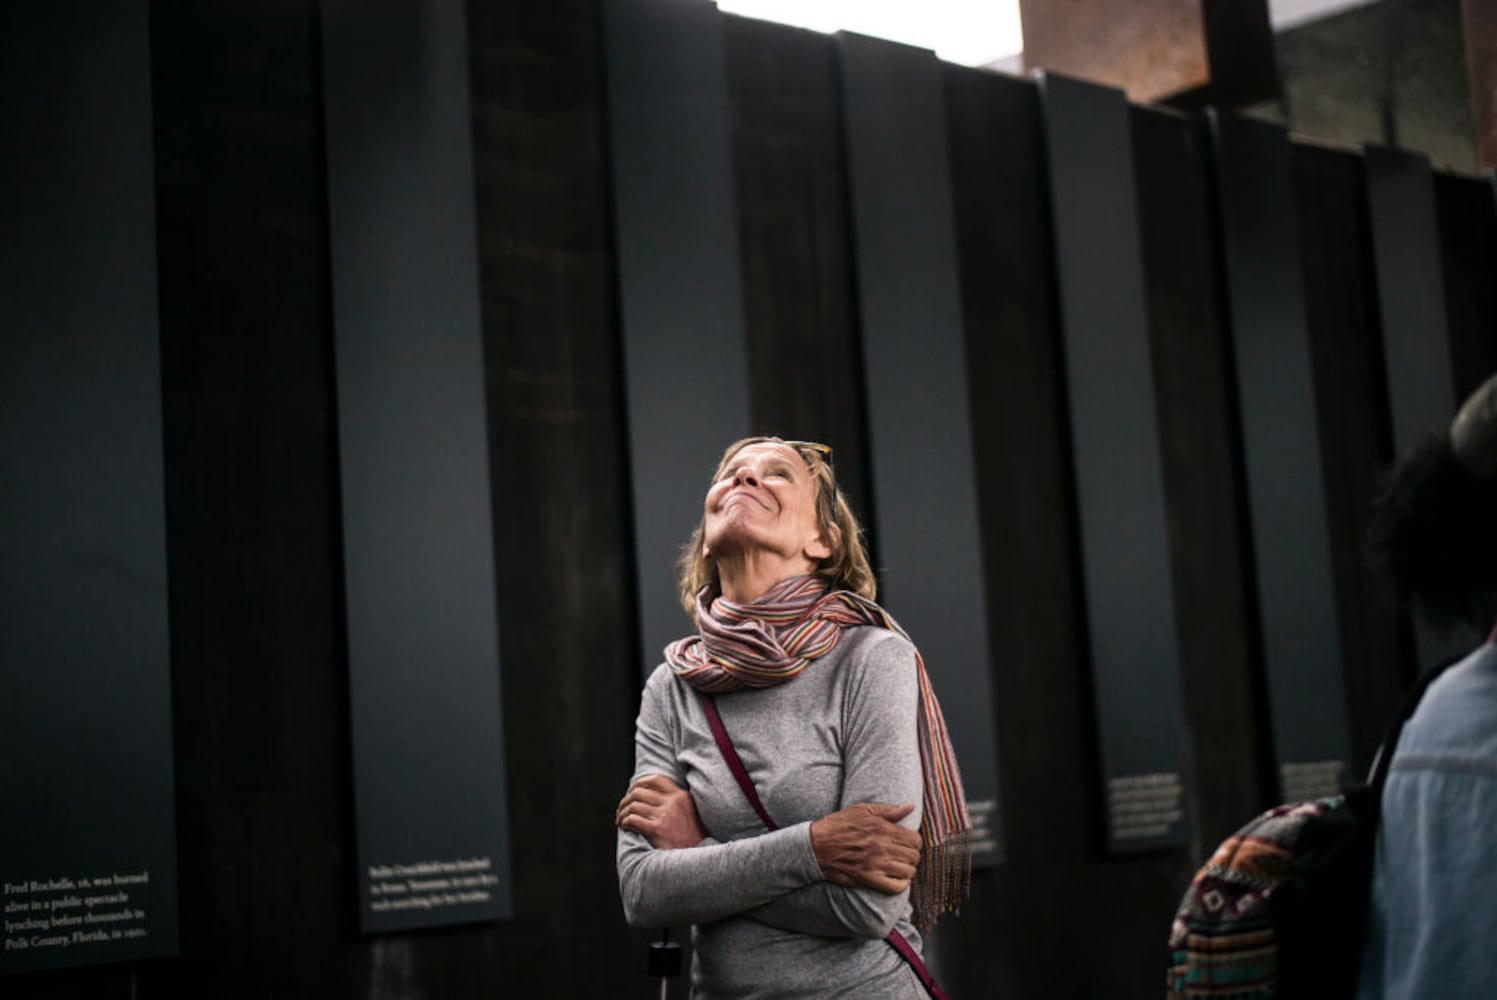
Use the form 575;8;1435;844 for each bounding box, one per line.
699;692;950;1000
1366;651;1467;793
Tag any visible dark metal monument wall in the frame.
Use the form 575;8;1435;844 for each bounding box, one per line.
3;3;180;975
6;1;1495;997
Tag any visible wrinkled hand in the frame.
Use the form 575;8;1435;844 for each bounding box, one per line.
809;803;922;895
616;774;706;850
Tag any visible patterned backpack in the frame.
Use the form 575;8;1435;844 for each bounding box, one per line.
1165;662;1453;1000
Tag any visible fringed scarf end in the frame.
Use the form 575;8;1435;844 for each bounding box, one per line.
911;832;973;934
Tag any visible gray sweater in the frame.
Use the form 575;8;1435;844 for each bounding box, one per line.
617;626;926;999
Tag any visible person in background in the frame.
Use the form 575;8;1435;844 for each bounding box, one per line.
615;436;971;998
1359;372;1497;997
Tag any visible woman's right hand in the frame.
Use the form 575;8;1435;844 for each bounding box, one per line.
808;803;922;895
616;774;707;850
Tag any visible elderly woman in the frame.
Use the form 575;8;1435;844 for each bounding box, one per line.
615;436;970;998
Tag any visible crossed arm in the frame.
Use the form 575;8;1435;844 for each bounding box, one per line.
614;639;923;939
618;776;920;892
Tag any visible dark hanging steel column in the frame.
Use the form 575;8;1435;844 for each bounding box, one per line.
1210;112;1351;802
1363;145;1471;667
838;32;1004;865
603;0;752;672
1366;147;1455;451
0;2;180;972
1038;73;1192;853
321;0;513;932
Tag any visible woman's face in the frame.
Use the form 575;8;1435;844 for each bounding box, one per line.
702;441;831;568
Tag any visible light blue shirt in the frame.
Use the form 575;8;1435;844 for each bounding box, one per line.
1358;642;1497;998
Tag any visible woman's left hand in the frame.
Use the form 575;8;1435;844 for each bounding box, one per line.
617;774;707;850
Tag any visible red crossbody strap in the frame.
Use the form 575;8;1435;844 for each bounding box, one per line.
884;928;949;999
697;693;950;1000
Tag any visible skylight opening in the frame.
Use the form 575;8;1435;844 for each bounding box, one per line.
713;0;1024;68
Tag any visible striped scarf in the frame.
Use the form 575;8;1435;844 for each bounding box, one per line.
665;574;972;931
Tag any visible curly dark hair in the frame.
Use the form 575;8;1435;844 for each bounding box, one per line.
1368;432;1497;628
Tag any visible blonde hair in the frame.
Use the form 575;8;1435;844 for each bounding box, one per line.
675;436;877;616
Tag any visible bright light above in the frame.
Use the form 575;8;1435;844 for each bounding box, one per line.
713;0;1024;68
713;1;1368;68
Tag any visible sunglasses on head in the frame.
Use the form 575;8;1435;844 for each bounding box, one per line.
783;440;836;506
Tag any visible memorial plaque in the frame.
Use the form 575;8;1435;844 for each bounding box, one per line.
603;0;752;671
321;0;513;931
1210;112;1351;801
1;1;180;973
838;32;1004;864
1038;73;1192;852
